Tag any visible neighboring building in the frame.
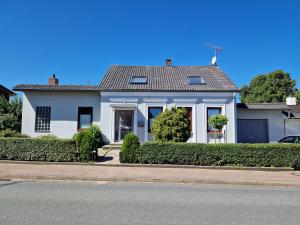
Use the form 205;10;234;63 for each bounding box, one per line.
13;60;239;143
237;97;300;143
0;84;15;100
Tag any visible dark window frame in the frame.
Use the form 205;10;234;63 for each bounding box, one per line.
35;106;51;132
148;107;163;133
177;107;193;131
207;107;222;133
77;107;93;130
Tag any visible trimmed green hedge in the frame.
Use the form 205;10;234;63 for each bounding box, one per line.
122;142;300;169
0;138;79;162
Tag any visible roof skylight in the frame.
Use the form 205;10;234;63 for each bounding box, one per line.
187;76;206;85
130;76;147;84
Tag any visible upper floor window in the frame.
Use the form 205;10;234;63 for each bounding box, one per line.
35;106;51;132
148;107;163;132
78;107;93;130
207;107;222;132
130;76;147;84
187;76;206;84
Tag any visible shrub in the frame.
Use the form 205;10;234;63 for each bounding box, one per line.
151;107;191;142
121;142;300;170
121;133;140;163
73;125;104;161
0;138;78;161
0;129;29;138
37;134;58;139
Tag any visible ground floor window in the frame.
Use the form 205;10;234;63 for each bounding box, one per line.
207;107;222;132
35;106;51;132
78;107;93;130
177;107;192;131
148;107;163;132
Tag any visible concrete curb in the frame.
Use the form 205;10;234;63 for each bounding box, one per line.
1;175;299;187
0;160;294;171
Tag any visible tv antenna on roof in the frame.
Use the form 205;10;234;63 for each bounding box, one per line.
202;42;223;66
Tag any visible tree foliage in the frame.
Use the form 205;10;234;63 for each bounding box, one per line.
240;70;298;103
151;107;191;142
208;115;228;131
0;96;22;132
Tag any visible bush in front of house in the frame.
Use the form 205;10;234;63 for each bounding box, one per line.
0;129;29;138
151;107;191;142
121;142;300;170
0;137;78;161
37;134;58;139
73;125;104;161
121;133;140;163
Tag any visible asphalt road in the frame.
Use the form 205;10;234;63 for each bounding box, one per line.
0;180;300;225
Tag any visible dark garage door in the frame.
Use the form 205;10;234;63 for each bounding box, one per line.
237;119;269;143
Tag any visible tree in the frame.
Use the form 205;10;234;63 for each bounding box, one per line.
0;96;22;132
240;70;298;103
208;115;228;143
151;107;191;142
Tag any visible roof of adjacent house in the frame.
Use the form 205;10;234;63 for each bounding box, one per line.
0;84;16;96
282;105;300;119
99;65;239;92
237;103;290;110
13;84;100;92
238;102;300;119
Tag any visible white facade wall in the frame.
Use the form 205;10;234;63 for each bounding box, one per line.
237;109;285;142
22;91;101;138
100;92;237;143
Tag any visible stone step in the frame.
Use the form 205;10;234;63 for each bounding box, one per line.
102;144;122;150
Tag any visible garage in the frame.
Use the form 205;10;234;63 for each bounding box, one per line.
237;119;269;143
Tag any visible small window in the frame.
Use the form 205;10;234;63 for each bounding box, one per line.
187;76;205;84
207;107;222;132
178;107;192;131
130;76;147;84
148;107;163;132
35;106;51;132
78;107;93;130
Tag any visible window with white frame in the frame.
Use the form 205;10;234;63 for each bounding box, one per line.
207;107;222;132
35;106;51;132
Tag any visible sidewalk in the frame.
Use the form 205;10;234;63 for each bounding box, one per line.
0;161;300;186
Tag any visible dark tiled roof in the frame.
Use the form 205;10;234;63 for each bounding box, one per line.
13;84;100;92
283;105;300;118
0;84;16;95
237;103;290;110
99;65;239;92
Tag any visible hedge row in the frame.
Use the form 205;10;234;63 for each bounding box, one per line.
0;138;79;162
122;142;300;169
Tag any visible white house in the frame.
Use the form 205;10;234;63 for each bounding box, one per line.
13;59;300;143
14;60;239;143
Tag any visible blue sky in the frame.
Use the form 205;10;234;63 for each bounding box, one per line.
1;0;300;90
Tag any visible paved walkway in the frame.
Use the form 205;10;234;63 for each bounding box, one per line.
0;162;300;186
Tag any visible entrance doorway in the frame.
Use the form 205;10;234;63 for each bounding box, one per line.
114;110;134;142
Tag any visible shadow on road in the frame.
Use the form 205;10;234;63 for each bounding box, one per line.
0;180;22;188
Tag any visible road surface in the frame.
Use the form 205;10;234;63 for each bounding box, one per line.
0;180;299;225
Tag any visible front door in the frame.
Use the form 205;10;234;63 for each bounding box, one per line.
114;110;134;142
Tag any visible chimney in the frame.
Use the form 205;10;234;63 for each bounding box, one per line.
165;59;172;66
48;73;59;85
286;96;297;106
